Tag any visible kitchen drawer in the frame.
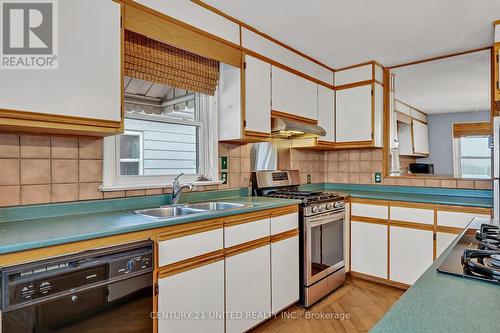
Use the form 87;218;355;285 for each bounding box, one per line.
270;212;298;235
158;228;223;267
351;203;388;219
225;218;270;247
390;206;434;225
437;210;490;229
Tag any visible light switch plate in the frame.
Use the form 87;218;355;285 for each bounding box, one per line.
220;156;228;170
220;172;228;184
374;172;382;183
307;174;312;184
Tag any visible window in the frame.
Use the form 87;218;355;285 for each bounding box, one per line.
454;136;491;179
101;78;219;191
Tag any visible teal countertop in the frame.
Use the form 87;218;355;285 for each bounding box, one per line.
371;217;500;332
300;183;493;208
0;189;300;255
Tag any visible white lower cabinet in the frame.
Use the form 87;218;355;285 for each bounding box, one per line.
436;232;459;258
158;260;225;333
350;221;388;278
226;245;272;333
389;226;433;285
271;236;299;314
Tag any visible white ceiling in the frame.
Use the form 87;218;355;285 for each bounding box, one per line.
393;50;491;114
203;0;500;68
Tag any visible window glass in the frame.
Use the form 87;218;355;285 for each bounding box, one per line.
458;136;491;179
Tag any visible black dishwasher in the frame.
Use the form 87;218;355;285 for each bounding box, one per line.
0;240;154;333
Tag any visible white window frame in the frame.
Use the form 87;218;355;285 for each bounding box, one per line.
452;136;491;179
119;130;144;176
101;93;221;191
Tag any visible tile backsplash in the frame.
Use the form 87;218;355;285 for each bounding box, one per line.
0;131;493;208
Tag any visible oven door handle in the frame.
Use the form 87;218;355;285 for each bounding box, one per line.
306;211;345;227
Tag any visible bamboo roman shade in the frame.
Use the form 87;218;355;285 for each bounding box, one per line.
124;30;219;95
453;122;491;138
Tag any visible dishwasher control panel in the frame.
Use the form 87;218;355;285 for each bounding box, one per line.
1;240;153;311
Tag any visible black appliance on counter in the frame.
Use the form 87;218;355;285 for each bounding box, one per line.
409;163;434;174
438;218;500;284
0;240;153;332
252;170;346;307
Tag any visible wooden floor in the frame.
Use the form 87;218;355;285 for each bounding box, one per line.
251;277;405;333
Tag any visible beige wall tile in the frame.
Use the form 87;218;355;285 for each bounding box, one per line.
52;159;78;183
79;183;103;200
20;135;50;158
21;185;51;205
338;161;349;173
240;173;250;188
475;180;493;189
240;144;250;158
79;138;103;159
383;178;397;185
229;158;240;172
228;172;240;188
0;133;19;158
424;179;441;187
218;143;229;156
0;186;20;206
360;161;371;173
409;179;426;187
440;179;457;188
396;178;411;186
126;189;146;197
79;160;102;183
0;159;20;185
21;159;50;185
359;149;372;161
359;173;372;184
348;150;360;161
51;183;78;202
456;180;475;189
240;158;251;173
339;151;349;161
371;160;383;173
145;188;163;195
349;161;360;173
51;136;78;159
337;173;349;183
348;173;360;184
228;145;241;158
371;149;383;161
103;191;126;199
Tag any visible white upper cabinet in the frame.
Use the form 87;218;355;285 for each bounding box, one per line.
495;23;500;43
219;55;271;141
245;55;272;134
317;85;335;142
272;66;318;121
136;0;240;45
412;120;430;155
272;66;298;115
0;0;121;122
335;85;373;143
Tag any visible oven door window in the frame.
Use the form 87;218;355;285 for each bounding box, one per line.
309;217;344;283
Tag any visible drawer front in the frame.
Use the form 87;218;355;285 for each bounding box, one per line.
351;203;388;219
158;229;223;267
437;211;490;228
270;212;298;235
225;218;270;248
390;206;434;225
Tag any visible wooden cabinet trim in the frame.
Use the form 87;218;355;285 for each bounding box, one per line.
123;3;242;67
434;204;492;215
157;219;223;241
271;110;318;125
225;236;271;257
351;216;388;226
436;225;463;234
158;250;225;278
350;198;389;206
271;229;299;243
389;220;434;231
270;205;299;217
223;211;270;227
389;201;435;210
334;79;373;91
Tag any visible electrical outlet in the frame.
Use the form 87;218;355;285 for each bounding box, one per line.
220;172;228;184
220;156;228;170
374;172;382;183
307;174;312;184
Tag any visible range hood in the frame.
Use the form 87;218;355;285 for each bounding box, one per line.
271;117;326;139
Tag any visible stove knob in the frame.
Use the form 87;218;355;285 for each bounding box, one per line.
319;205;326;212
312;206;319;213
326;203;334;210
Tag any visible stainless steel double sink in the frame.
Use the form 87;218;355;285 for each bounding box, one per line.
135;202;251;218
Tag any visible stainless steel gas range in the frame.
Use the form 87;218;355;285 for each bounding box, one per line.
252;170;346;307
